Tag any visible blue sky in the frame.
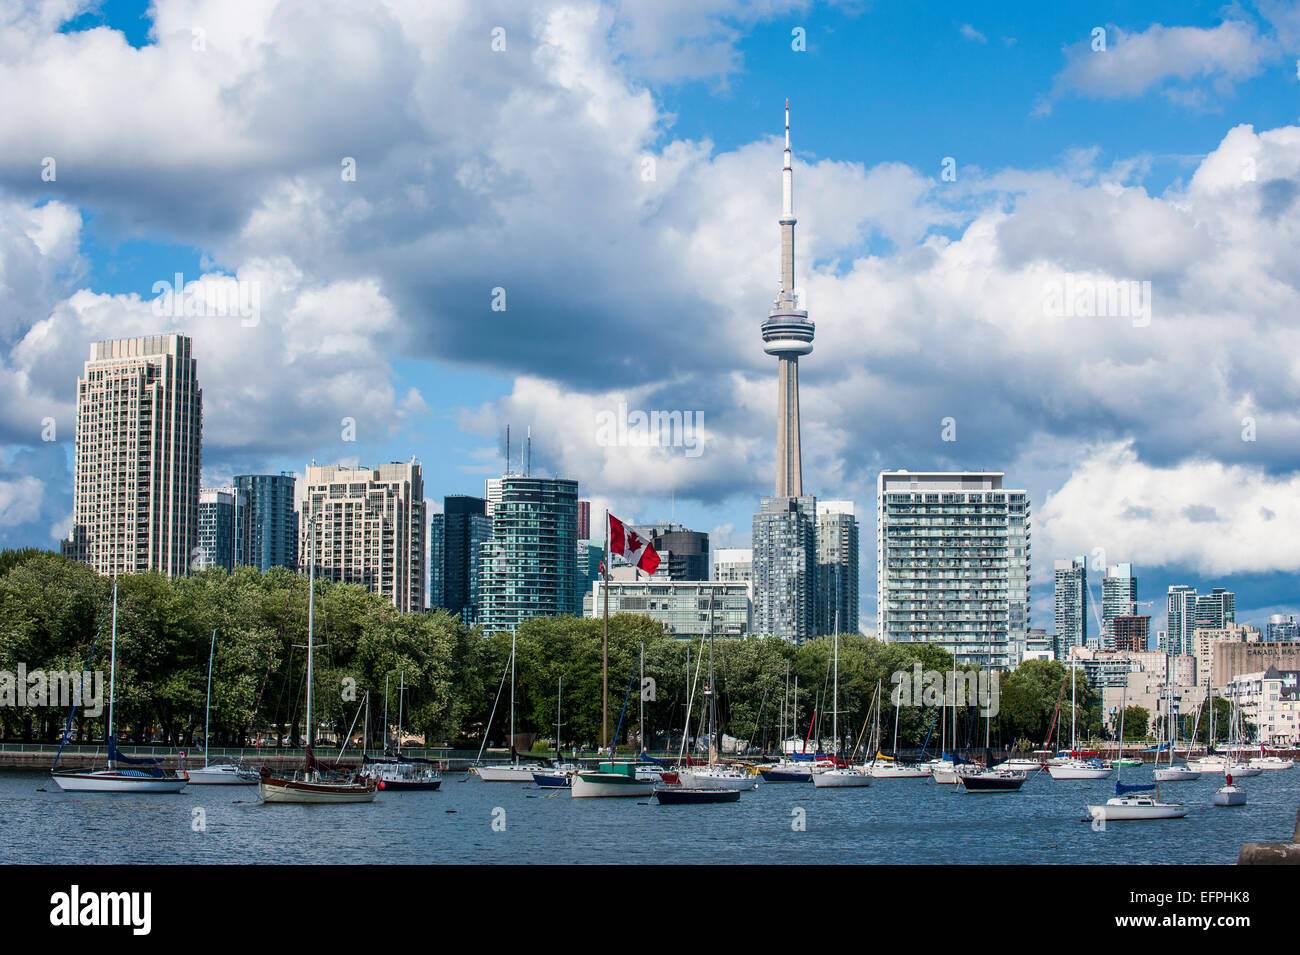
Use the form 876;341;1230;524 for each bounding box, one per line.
4;0;1300;636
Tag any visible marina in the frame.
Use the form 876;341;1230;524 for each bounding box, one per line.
4;761;1298;865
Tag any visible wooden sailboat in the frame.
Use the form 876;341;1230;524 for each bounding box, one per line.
52;578;189;793
186;629;258;785
259;523;376;804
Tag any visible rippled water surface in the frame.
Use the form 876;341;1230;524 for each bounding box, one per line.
2;766;1296;864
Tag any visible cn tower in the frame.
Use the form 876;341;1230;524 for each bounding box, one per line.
761;99;814;498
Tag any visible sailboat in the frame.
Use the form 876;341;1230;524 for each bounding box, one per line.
961;660;1028;793
186;629;259;785
1154;682;1200;782
362;671;442;791
1048;662;1111;780
1085;683;1187;821
474;633;550;781
813;629;869;788
51;579;189;793
871;681;928;779
678;596;757;791
258;524;377;803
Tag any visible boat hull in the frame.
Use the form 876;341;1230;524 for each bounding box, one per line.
375;778;441;791
1250;757;1294;770
678;770;758;791
51;770;189;794
474;765;543;782
654;787;740;804
185;765;259;785
1221;765;1261;778
812;770;871;788
1214;787;1247;806
1086;798;1188;821
531;772;572;789
570;773;655;798
258;776;377;803
1153;767;1201;782
1049;764;1113;780
961;772;1027;792
759;768;812;782
870;764;929;779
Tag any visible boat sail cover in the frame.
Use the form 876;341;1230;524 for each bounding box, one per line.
107;736;165;775
1115;780;1155;795
639;751;668;764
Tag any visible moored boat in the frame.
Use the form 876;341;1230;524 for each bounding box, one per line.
654;786;740;804
812;767;871;788
571;761;656;798
961;769;1027;792
1249;755;1294;771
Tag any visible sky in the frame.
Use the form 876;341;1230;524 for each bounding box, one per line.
1;0;1299;637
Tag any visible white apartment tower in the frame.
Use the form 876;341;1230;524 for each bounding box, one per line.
67;334;202;577
877;471;1031;669
300;459;426;613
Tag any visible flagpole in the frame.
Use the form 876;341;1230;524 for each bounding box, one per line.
603;509;610;753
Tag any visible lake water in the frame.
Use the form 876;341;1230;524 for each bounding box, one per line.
3;766;1296;864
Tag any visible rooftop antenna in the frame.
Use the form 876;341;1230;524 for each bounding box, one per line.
505;425;511;476
526;426;532;477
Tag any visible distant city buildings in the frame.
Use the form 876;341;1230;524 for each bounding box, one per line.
577;500;590;541
1195;587;1236;630
638;522;710;581
713;548;753;586
233;473;298;571
1111;614;1150;653
585;579;750;638
195;487;237;571
478;475;579;633
815;500;859;635
1054;557;1087;657
66;334;202;578
300;459;426;613
1101;562;1137;649
1164;585;1198;657
1225;667;1300;746
877;471;1031;669
440;495;491;624
752;496;817;643
1267;614;1300;642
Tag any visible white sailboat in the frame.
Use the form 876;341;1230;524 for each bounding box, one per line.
1213;773;1247;806
1049;662;1112;780
871;682;927;779
258;523;377;803
51;579;190;793
1154;682;1200;782
186;629;258;785
679;601;757;791
814;630;869;788
474;633;550;781
1086;683;1187;822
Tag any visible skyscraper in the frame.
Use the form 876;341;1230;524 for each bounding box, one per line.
816;500;859;635
1165;585;1198;656
429;511;445;611
1267;614;1300;642
761;100;814;499
1054;557;1088;655
752;495;817;643
1101;562;1137;649
442;495;492;624
196;487;237;572
233;473;297;571
1195;588;1235;630
577;500;590;541
300;459;426;613
66;334;202;578
877;471;1031;669
478;475;580;633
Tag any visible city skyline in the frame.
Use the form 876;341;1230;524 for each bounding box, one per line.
2;2;1300;636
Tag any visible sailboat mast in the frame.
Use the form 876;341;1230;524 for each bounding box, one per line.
204;628;215;768
557;676;563;756
397;670;405;756
707;593;716;763
108;577;117;766
510;632;516;760
639;642;645;753
306;521;315;755
384;674;390;752
602;512;610;752
1070;661;1077;752
832;632;839;758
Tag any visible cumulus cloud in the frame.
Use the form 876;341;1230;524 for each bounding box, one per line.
1038;441;1300;576
1040;19;1279;113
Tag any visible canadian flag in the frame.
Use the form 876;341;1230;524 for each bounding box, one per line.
607;513;661;576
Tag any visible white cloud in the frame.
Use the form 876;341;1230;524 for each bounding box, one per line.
1039;441;1300;576
959;24;986;44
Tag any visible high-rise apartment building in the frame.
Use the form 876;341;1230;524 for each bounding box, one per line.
66;334;202;577
195;487;237;571
1267;614;1300;642
300;459;426;613
233;473;297;571
442;495;492;624
1165;586;1198;656
877;471;1031;669
1195;588;1235;630
585;579;750;638
429;512;445;611
752;496;817;643
1101;563;1137;649
713;548;753;585
1054;557;1088;657
577;500;591;541
816;500;859;635
1112;614;1151;653
478;475;579;633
